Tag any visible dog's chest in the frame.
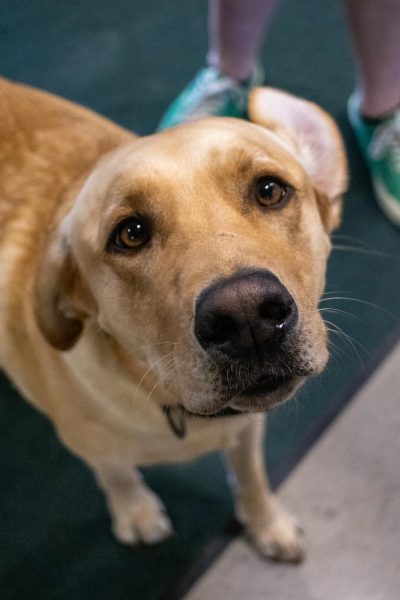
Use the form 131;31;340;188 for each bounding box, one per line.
126;413;249;465
82;389;248;465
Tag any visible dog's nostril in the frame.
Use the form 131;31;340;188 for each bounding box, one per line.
259;298;291;323
207;315;237;346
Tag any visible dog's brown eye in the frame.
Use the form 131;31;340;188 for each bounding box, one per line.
255;177;289;208
111;217;150;251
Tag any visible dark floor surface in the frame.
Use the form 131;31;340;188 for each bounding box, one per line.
1;1;400;599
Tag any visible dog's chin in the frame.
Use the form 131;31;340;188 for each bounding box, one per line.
181;374;305;417
229;374;304;413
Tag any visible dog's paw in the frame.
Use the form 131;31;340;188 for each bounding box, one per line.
111;490;173;546
245;497;305;563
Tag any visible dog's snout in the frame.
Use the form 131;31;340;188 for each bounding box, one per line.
194;270;298;359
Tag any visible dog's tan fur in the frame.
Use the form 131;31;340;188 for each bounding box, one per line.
0;79;346;559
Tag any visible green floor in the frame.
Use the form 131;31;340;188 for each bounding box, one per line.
1;2;400;599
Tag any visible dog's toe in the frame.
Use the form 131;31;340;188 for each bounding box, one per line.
112;493;174;546
136;509;173;544
252;522;305;563
245;498;305;563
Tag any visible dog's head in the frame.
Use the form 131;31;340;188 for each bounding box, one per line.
34;88;347;415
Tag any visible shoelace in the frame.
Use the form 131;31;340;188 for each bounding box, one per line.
182;70;247;119
369;111;400;173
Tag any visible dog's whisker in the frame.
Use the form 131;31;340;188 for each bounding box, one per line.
132;351;175;405
324;319;368;368
319;296;397;320
122;340;182;362
327;333;353;365
319;307;361;321
324;319;367;352
143;360;177;408
128;340;179;355
108;338;184;375
320;291;349;301
331;244;400;260
332;233;365;243
332;234;400;260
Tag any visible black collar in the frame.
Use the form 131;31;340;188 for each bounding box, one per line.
163;404;244;439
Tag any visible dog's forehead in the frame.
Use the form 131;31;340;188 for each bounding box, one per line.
72;117;308;237
118;118;303;183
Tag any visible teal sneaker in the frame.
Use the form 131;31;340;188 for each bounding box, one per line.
157;65;264;130
348;93;400;227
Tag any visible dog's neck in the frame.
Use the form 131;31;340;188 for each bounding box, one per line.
103;333;244;438
163;403;245;439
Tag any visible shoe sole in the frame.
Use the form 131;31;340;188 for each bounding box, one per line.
373;177;400;228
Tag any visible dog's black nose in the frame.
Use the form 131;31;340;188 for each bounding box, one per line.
194;270;298;360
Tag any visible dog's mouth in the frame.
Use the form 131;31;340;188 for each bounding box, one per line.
189;370;305;417
171;330;323;418
164;368;300;438
226;371;304;413
239;372;293;397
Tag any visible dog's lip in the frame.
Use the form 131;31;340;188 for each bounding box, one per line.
239;372;293;397
190;374;300;417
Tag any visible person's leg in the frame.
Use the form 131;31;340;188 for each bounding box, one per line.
158;0;278;129
346;0;400;226
207;0;279;81
345;0;400;118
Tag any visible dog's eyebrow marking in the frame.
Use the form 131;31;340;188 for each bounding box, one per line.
212;145;298;183
217;232;238;239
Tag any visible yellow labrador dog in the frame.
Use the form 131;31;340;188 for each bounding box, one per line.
0;79;346;562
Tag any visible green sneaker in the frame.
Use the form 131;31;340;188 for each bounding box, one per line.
348;92;400;227
157;65;264;130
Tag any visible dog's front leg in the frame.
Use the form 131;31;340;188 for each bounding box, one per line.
224;414;305;562
93;463;173;545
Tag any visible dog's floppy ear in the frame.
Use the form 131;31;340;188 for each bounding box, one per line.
248;87;348;231
34;218;89;351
